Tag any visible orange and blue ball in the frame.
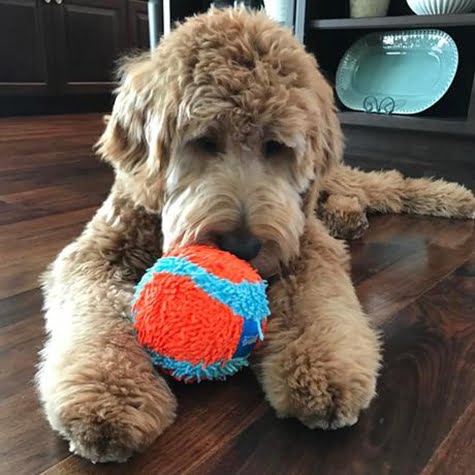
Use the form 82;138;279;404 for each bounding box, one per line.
130;245;270;382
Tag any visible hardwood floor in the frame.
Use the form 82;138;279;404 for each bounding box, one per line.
0;114;473;475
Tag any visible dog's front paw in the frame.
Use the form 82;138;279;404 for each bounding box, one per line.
285;349;378;430
65;411;154;464
52;371;176;463
261;336;380;430
39;342;177;463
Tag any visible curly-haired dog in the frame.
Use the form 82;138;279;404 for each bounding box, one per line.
36;8;475;463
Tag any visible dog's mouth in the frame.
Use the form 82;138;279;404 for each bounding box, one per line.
163;227;285;280
168;240;279;279
250;245;284;280
197;240;274;279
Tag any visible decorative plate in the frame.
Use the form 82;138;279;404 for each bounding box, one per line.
407;0;475;15
335;29;459;115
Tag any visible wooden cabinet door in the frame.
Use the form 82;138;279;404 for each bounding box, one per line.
0;0;55;95
53;0;127;94
128;0;152;51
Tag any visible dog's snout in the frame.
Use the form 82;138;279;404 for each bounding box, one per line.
216;230;262;261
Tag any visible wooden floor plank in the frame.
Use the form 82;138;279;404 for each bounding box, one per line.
0;115;107;475
421;402;475;475
0;159;110;196
0;291;69;475
0;214;93;299
1;183;108;219
350;214;474;284
353;216;474;326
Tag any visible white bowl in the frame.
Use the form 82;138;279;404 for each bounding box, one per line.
407;0;475;14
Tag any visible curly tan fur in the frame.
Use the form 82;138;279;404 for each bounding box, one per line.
319;165;475;240
36;7;473;463
317;193;369;240
252;218;380;429
38;198;177;462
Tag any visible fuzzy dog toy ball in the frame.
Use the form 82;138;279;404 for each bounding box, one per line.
130;245;270;382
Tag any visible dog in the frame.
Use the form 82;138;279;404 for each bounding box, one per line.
36;8;475;463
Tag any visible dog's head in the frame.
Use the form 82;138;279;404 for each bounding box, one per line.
97;8;343;277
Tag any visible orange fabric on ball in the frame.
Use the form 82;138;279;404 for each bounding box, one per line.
132;273;243;365
165;245;261;283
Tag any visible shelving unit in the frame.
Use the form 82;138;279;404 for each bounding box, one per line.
310;12;475;29
338;112;473;136
305;4;475;137
303;1;475;186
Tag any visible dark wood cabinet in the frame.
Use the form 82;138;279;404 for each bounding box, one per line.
0;0;157;97
53;0;128;94
128;0;151;51
0;0;55;94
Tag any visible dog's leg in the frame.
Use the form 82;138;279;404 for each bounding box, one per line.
402;176;475;218
253;218;381;429
36;198;177;463
316;193;369;240
322;165;475;220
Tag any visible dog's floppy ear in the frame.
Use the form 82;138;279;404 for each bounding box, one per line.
302;77;344;217
311;79;344;178
95;53;170;174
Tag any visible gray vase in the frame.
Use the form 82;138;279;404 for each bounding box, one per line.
350;0;391;17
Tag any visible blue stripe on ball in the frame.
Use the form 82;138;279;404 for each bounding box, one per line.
146;349;251;382
134;256;270;330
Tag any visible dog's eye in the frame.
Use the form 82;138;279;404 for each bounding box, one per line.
194;136;218;155
264;140;286;158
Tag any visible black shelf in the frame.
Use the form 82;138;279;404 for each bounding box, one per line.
305;4;475;178
338;111;475;136
310;13;475;30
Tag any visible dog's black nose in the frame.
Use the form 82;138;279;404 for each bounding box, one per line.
216;230;262;261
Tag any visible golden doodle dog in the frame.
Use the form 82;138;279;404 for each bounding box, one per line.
36;8;475;463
